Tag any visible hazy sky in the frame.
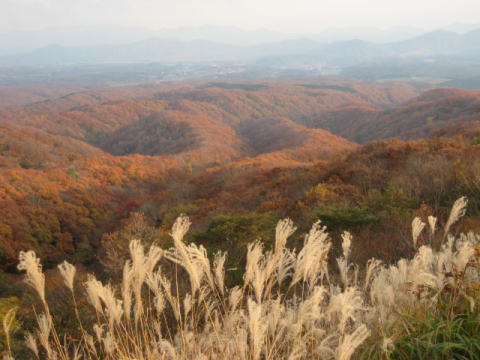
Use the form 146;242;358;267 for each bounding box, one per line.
1;0;480;34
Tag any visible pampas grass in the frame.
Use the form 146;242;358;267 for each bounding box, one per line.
3;197;480;360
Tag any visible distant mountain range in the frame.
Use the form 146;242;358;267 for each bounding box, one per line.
0;26;296;56
4;23;480;56
2;28;480;68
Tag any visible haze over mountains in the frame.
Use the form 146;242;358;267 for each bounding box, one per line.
2;24;480;92
0;25;423;56
2;24;480;66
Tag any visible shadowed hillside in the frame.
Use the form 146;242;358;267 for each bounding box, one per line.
0;122;106;169
308;87;480;142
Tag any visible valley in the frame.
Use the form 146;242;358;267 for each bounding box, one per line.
1;77;479;274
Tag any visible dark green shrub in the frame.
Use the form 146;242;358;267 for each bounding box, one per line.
316;205;379;232
193;212;278;283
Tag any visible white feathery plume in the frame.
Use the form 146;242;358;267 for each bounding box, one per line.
291;221;331;287
170;214;191;244
412;217;425;248
277;248;296;286
17;251;46;303
2;308;16;358
197;245;215;290
295;285;327;328
364;258;382;290
36;313;52;358
341;231;352;261
102;331;116;354
155;272;181;321
247;299;266;360
445;196;468;235
25;333;39;359
129;239;147;323
213;251;227;295
145;244;163;274
84;275;123;327
84;275;103;313
275;218;296;256
121;260;134;322
244;241;268;301
336;325;370;360
328;287;364;334
145;270;166;314
428;216;437;236
337;257;351;288
244;241;264;286
453;241;475;273
183;293;192;317
229;286;243;310
57;261;76;292
100;284;123;328
166;215;207;295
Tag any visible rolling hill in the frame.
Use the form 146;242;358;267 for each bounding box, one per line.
308;87;480;142
1;78;480;271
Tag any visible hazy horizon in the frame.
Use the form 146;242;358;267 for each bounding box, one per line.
1;0;480;34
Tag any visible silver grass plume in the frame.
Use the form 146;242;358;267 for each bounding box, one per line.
412;217;426;248
247;299;266;360
229;286;243;310
445;196;468;235
364;258;382;290
84;275;123;327
275;218;296;256
336;325;370;360
292;220;331;287
428;216;437;236
84;275;103;313
328;286;364;334
213;251;227;295
25;332;39;359
167;215;207;295
121;260;134;322
36;313;53;359
129;239;148;323
57;261;76;292
244;241;268;301
453;240;475;273
170;213;191;244
341;231;352;261
2;308;16;358
337;232;354;288
17;251;46;303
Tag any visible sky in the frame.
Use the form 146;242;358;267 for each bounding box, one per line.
1;0;480;34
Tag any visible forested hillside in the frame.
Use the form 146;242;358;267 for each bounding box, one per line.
0;78;479;274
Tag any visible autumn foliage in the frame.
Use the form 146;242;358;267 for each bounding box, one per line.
0;79;480;275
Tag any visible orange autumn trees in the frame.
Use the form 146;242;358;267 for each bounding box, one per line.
1;79;480;274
